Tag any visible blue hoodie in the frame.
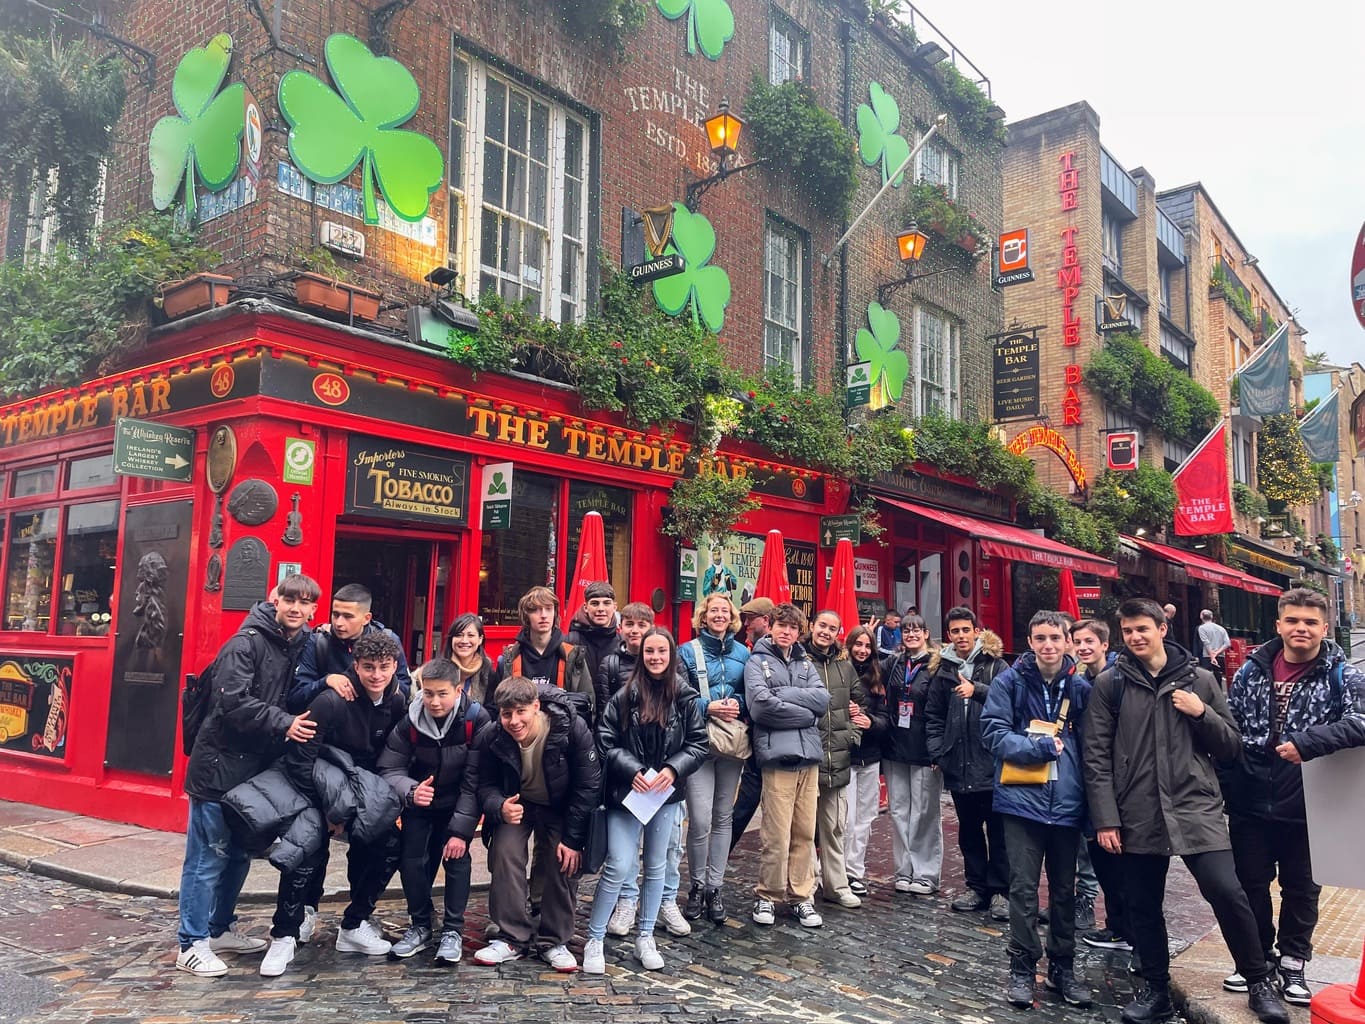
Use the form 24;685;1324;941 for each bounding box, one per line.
981;651;1090;828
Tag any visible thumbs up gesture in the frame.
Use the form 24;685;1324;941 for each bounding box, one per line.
413;775;436;807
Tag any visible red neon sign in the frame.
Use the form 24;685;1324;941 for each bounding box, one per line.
1056;152;1084;426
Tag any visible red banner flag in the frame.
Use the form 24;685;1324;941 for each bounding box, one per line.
1172;422;1235;535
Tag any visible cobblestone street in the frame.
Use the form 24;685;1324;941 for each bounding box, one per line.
0;804;1222;1024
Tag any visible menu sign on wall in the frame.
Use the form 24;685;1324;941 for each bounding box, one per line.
991;330;1041;421
0;656;73;759
345;437;470;525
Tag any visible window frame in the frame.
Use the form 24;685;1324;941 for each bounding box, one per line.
768;9;808;85
761;214;808;384
914;305;960;417
1102;212;1122;276
915;136;959;200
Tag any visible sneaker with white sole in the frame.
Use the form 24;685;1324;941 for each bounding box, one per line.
583;937;605;975
298;906;319;944
209;925;267;955
894;877;914;893
635;935;664;970
434;932;463;964
826;888;862;908
473;939;523;965
258;936;295;977
540;943;578;973
607;898;637;938
658;900;692;936
752;898;776;926
175;940;228;977
1224;971;1249;993
1278;957;1311;1006
793;901;823;928
905;879;935;896
336;919;391;955
389;925;431;959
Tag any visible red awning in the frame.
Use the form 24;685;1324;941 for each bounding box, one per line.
1125;536;1280;597
879;497;1118;578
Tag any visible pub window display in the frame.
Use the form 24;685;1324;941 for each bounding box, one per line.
4;509;58;632
57;500;119;636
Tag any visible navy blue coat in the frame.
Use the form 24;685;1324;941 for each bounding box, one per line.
981;652;1090;828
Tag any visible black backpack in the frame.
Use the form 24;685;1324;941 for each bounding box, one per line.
181;628;257;755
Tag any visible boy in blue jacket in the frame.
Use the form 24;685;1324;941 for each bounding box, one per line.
982;610;1091;1011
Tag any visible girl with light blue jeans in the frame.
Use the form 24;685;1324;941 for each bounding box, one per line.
584;628;708;974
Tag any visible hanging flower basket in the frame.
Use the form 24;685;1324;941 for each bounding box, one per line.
158;272;235;319
291;271;381;321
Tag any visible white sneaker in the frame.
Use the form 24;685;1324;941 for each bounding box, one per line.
607;898;637;938
905;879;935;895
336;919;391;955
752;898;776;926
658;901;692;936
209;924;267;954
583;937;605;975
258;937;295;977
634;935;664;971
473;939;523;965
827;888;862;909
894;877;914;893
541;943;578;973
298;906;319;944
175;939;227;977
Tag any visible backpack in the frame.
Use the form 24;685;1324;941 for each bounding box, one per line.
181;628;258;755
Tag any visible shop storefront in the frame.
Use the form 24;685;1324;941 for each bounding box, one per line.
1127;536;1280;644
0;305;839;829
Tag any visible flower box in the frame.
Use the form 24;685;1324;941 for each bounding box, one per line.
292;271;381;321
159;273;235;319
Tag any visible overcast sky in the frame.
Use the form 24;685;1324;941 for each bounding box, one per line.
924;1;1365;369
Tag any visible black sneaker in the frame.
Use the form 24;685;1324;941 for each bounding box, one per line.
952;889;989;912
1083;927;1133;950
1223;971;1249;993
847;877;869;897
1044;963;1092;1008
705;887;726;925
1074;893;1096;931
1278;957;1312;1006
683;880;705;921
1248;978;1290;1024
1006;969;1035;1009
1121;986;1175;1024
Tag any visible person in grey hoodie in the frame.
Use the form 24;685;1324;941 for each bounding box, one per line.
745;602;830;929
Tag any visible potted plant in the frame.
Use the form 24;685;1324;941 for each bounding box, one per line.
290;247;381;321
158;272;235;318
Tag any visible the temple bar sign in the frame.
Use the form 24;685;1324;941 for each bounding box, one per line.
1008;425;1087;491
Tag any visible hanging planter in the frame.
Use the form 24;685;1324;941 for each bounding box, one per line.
158;272;235;319
291;271;381;321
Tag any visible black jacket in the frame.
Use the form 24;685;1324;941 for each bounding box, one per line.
807;642;868;789
471;686;601;851
597;682;708;808
595;640;637;710
881;649;936;766
284;673;407;802
287;620;412;712
1084;642;1242;856
185;602;311;802
923;632;1009;793
567;618;620;692
376;692;491;837
498;628;595;719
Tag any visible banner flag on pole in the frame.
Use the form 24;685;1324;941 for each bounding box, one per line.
1235;323;1291;417
1299;389;1340;462
1172;421;1235;536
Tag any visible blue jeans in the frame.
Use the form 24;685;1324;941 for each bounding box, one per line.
177;798;252;949
619;801;683;903
588;804;681;941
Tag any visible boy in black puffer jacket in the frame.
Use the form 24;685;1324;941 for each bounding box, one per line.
378;658;491;964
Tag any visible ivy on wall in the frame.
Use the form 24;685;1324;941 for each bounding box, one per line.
744;77;858;221
1084;333;1221;443
558;0;647;58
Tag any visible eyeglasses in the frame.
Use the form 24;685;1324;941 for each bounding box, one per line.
903;626;927;634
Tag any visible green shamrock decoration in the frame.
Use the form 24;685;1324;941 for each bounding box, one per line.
855;302;909;407
656;0;734;60
149;34;246;218
278;34;443;224
851;365;869;383
488;471;508;495
856;82;911;187
652;203;731;333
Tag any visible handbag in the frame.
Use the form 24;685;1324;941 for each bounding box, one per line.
581;804;608;875
998;694;1070;786
691;639;751;761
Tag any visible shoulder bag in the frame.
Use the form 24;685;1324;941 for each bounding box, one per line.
691;638;751;761
998;692;1070;786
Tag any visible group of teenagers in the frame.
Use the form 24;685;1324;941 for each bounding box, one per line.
172;571;1365;1024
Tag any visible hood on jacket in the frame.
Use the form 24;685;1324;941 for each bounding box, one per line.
930;629;1004;675
752;635;809;663
696;628;738;656
407;691;466;741
1117;639;1198;687
514;625;566;655
1246;636;1346;677
1012;650;1078;686
1082;651;1120;680
807;640;847;665
244;600;300;649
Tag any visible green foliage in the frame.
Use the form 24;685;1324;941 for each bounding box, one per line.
1210;262;1257;331
0;213;218;395
1312;461;1336;493
1304;349;1327;371
662;471;760;545
904;182;987;261
1086;467;1175;536
735;370;852;472
1317;535;1340;564
934;64;1005;147
906;412;1034;495
1257;414;1321;506
0;35;126;245
1083;333;1221;442
557;0;646;58
743;77;858;221
1019;482;1118;557
1232;482;1270;521
846;411;915;483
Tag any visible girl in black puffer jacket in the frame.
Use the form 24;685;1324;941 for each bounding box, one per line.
583;628;707;976
843;625;889;895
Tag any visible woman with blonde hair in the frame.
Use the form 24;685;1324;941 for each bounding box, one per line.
678;592;749;924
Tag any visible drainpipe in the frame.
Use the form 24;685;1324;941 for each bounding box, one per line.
838;16;853;370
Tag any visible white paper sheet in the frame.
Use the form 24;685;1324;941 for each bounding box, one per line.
621;768;674;825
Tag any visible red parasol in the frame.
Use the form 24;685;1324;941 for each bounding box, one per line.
566;511;609;616
819;537;861;642
754;529;792;605
1057;568;1081;620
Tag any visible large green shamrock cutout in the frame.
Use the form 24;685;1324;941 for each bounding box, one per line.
278;33;443;224
856;82;911;187
656;0;735;60
855;302;909;407
652;203;731;333
149;34;246;218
